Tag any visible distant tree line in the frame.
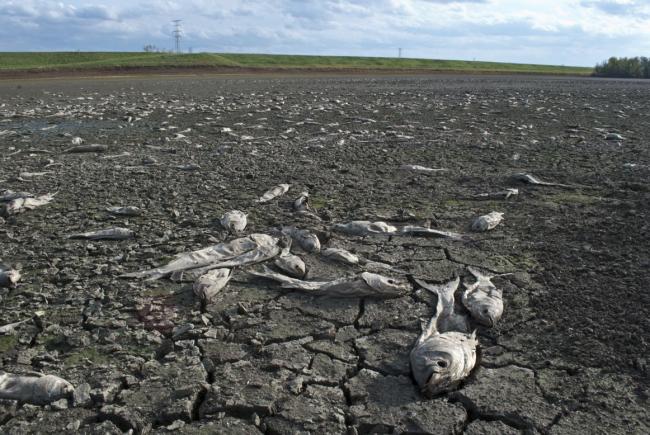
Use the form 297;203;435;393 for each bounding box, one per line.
594;57;650;78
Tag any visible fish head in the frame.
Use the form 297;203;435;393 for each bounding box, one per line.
40;375;75;403
411;333;478;398
464;284;503;327
361;273;410;297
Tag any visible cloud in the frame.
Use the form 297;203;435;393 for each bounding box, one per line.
0;0;649;66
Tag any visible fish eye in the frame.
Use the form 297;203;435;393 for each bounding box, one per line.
387;280;394;284
482;308;489;314
436;360;448;368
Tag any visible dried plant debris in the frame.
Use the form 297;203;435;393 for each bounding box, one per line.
411;277;478;397
249;265;411;298
0;373;74;405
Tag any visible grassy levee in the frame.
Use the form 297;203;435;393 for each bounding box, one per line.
0;52;593;76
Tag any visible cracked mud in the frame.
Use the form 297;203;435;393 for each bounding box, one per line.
1;74;649;434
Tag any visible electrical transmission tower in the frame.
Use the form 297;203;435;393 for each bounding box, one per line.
172;19;182;54
398;48;402;58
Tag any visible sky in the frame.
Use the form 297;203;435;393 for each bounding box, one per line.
0;0;649;66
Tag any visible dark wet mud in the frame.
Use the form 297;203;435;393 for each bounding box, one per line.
0;74;648;434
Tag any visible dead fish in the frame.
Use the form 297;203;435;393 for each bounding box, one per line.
399;226;464;240
69;227;135;240
100;152;131;160
220;210;248;233
293;191;311;211
0;190;33;202
193;268;232;303
471;211;504;232
19;171;53;178
400;165;448;173
107;206;142;217
274;241;306;278
121;234;280;280
0;263;21;288
413;277;469;333
0;372;74;405
462;267;504;327
473;188;519;200
606;133;624;141
63;144;108;153
0;312;44;334
511;173;571;188
257;183;291;203
71;136;84;145
411;277;478;397
1;193;55;217
333;221;397;236
282;226;321;253
322;248;359;265
250;265;410;298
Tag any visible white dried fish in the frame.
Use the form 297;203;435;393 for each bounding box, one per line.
71;136;84;145
0;373;74;405
0;263;21;288
220;210;248;233
282;226;321;253
250;265;410;298
100;152;131;160
333;221;397;236
0;312;43;334
193;268;232;303
176;163;200;171
107;206;142;216
399;226;464;240
322;248;359;265
511;173;571;187
400;165;448;173
1;193;55;216
64;144;108;153
274;241;306;278
257;183;291;203
471;212;504;232
19;171;53;178
462;267;504;327
473;188;519;200
121;234;280;280
411;277;477;397
69;227;135;240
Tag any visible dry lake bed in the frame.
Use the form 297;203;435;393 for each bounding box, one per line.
0;73;648;434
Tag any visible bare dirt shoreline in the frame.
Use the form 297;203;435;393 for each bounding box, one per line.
0;74;648;434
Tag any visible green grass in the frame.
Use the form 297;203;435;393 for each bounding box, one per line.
0;52;593;76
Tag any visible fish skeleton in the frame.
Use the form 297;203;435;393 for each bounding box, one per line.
1;194;55;217
193;268;232;303
333;221;398;236
0;372;74;405
322;248;360;265
69;227;135;240
400;165;448;173
282;226;321;253
274;240;306;278
471;212;504;232
107;206;142;216
410;277;477;397
257;184;291;203
399;226;465;240
220;210;248;233
250;265;410;298
122;234;280;280
462;267;504;327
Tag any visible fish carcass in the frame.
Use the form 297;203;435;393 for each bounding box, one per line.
193;268;233;303
257;183;291;203
471;212;504;232
0;373;74;405
220;210;248;233
410;277;477;397
462;267;504;327
250;266;410;299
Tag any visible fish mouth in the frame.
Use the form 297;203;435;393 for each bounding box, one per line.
422;373;458;398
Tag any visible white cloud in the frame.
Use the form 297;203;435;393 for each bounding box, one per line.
0;0;648;65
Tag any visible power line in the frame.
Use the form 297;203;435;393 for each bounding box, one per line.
172;19;182;54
